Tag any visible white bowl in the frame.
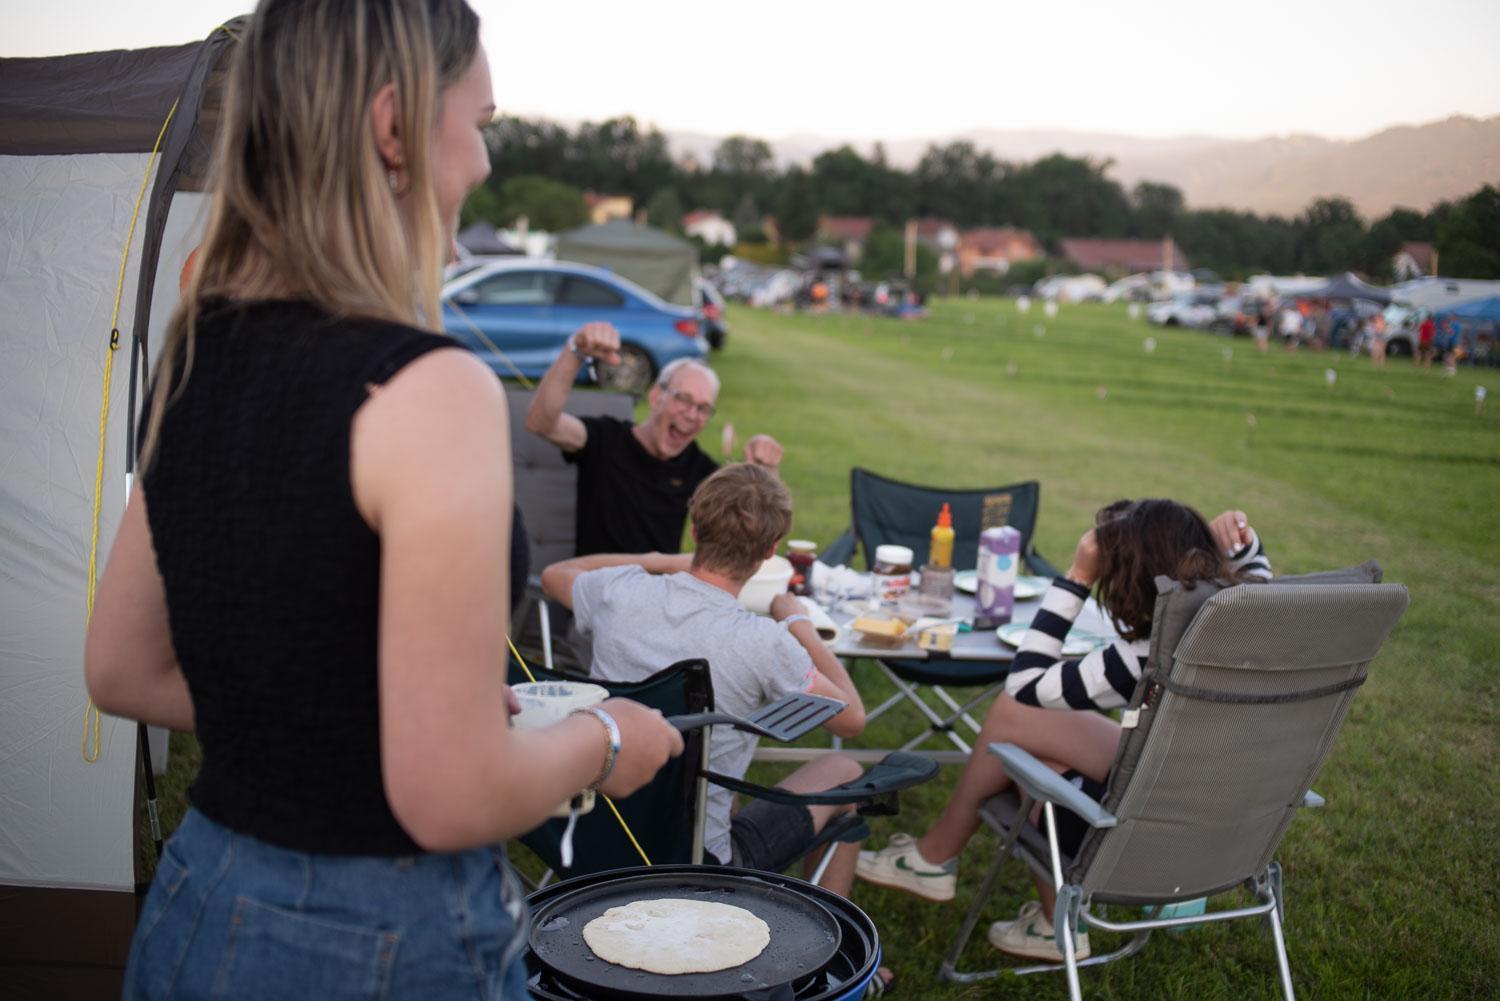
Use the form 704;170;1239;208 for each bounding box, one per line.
737;555;793;614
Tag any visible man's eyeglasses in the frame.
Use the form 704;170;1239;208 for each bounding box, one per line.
664;387;716;419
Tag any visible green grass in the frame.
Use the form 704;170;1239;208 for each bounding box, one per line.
152;298;1499;997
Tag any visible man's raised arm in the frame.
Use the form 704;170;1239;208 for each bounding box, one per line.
524;322;623;452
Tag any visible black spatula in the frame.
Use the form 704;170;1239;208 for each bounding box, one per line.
668;692;846;742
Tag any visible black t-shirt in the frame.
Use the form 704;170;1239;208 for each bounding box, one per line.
564;416;720;555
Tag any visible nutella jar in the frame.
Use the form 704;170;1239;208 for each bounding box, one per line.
871;544;914;603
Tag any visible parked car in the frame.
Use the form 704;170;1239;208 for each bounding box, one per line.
441;258;707;394
695;276;729;350
1208;294;1265;336
1147;291;1219;328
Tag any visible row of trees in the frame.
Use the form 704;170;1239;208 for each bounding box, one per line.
464;115;1500;281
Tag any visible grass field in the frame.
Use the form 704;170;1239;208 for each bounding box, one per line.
154;297;1498;998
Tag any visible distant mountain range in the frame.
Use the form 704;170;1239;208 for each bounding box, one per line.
666;114;1500;220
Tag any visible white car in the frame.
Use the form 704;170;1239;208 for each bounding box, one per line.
1147;291;1219;328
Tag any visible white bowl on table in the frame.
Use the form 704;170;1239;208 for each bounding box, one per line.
737;555;793;614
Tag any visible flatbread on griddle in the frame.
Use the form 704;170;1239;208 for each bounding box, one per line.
581;897;770;975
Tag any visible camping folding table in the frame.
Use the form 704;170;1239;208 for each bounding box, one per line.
752;584;1118;765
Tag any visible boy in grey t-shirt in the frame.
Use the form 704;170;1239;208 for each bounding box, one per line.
541;463;868;894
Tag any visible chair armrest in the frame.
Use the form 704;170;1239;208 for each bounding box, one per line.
703;752;939;808
1025;549;1063;579
1301;789;1325;809
988;743;1117;829
821;527;857;568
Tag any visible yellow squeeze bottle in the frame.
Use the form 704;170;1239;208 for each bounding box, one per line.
929;503;955;569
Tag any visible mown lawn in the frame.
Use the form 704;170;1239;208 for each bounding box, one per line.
153;297;1498;998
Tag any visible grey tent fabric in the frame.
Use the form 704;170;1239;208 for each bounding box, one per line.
1301;271;1392;304
457;222;522;256
555;219;697;307
0;45;203;155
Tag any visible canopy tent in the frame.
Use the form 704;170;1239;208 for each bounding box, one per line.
1433;295;1500;323
1;24;238;997
456;220;522;256
1299;271;1392;304
555;219;697;306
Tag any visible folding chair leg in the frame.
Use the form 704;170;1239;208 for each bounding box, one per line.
940;793;1033;983
1056;883;1085;1001
1264;862;1297;1001
808;841;839;886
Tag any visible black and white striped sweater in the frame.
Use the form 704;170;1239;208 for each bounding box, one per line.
1004;531;1271;711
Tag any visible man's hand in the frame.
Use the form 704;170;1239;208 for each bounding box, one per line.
769;591;803;623
571;322;622;365
1208;509;1253;556
743;434;783;469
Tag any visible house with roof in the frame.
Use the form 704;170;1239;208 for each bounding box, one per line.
1060;237;1189;276
584;191;633;225
816;215;874;263
958;227;1041;277
1393;242;1436;281
683;209;736;247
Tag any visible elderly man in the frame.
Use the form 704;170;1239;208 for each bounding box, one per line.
525;322;784;556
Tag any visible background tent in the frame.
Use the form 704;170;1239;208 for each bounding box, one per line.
1301;271;1392;304
0;24;238;998
456;220;522;256
555;219;698;306
1433;295;1500;323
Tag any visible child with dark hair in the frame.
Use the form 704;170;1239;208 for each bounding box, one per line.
858;500;1270;962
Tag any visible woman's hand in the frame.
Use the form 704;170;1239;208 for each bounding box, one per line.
1208;509;1253;556
593;698;685;799
1066;528;1101;587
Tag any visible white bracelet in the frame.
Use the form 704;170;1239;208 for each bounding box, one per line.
781;613;811;629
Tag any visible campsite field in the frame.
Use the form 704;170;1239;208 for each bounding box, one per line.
156;297;1498;998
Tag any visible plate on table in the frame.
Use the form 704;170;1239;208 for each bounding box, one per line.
954;572;1050;600
995;621;1106;657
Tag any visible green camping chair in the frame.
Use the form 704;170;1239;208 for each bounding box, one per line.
508;657;938;885
822;468;1060;756
940;563;1408;999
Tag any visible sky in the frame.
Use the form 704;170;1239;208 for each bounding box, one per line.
7;0;1499;144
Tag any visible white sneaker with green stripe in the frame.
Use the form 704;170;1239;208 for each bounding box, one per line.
987;900;1091;961
855;833;957;902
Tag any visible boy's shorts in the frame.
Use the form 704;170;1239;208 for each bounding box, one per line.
721;799;818;873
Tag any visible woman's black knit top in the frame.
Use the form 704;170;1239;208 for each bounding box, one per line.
143;299;464;855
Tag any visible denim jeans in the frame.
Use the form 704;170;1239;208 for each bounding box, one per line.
124;809;531;1000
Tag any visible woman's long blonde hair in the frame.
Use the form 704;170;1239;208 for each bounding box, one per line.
141;0;479;469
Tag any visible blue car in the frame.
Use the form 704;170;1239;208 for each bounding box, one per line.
441;258;708;393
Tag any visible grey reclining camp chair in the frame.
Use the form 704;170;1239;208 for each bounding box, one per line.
506;387;636;672
941;562;1407;999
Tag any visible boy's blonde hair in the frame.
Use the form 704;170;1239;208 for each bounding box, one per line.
688;464;793;580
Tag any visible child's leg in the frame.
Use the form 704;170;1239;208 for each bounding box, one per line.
917;696;1120;865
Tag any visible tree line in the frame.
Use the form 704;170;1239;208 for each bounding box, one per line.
463;115;1500;281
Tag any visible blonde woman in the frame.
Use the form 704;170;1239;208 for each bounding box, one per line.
84;1;682;997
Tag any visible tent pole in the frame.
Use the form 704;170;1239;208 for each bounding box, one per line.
137;723;163;857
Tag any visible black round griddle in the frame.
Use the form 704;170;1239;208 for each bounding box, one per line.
528;869;843;1000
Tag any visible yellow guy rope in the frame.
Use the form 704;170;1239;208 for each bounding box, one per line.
83;99;180;763
506;637;651;866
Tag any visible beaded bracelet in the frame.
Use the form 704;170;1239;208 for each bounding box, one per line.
572;706;620;790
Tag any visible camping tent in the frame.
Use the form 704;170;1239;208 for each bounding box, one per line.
555;219;698;306
0;24;238;997
1301;271;1392;304
1433;295;1500;324
456;220;523;256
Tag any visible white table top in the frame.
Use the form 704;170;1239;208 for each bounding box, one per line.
822;584;1118;662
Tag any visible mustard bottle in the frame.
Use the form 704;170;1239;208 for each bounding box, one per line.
929;503;955;569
